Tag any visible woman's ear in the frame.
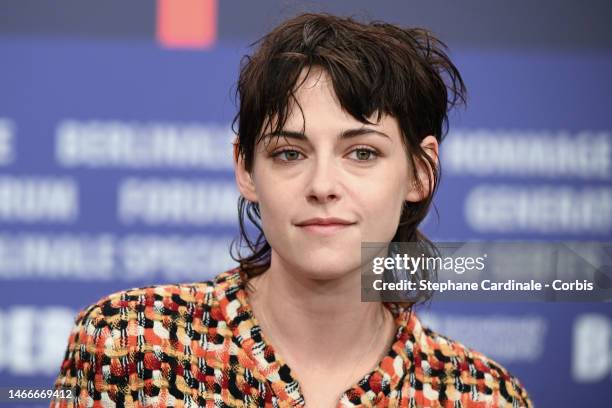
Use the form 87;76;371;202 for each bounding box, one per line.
233;140;259;203
405;135;439;202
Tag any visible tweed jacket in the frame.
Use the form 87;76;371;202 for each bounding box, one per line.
51;267;533;407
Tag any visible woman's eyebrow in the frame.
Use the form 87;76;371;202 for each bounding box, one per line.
263;127;391;141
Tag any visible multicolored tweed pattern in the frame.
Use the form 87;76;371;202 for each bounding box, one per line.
51;268;533;407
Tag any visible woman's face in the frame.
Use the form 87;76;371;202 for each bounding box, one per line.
236;67;437;280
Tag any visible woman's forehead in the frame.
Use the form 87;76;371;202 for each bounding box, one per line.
255;65;402;146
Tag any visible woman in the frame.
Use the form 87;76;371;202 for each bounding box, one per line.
52;13;533;408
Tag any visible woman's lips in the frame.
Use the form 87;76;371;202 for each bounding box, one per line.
297;223;355;235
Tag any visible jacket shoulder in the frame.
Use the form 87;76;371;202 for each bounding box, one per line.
52;269;238;407
73;268;239;324
416;321;533;407
82;280;215;321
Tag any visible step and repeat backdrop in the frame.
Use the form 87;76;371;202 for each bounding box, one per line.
0;1;611;406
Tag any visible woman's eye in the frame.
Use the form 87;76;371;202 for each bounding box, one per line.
272;149;303;161
348;147;379;161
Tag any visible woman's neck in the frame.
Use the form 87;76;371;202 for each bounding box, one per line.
245;254;396;373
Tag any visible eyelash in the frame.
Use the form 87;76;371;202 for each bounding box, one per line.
271;145;380;162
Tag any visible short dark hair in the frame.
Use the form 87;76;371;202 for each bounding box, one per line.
230;12;466;304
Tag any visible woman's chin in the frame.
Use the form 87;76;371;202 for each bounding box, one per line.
293;259;363;282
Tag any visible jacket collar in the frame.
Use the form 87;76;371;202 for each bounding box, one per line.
214;267;422;407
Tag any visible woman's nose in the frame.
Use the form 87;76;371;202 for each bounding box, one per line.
305;155;341;204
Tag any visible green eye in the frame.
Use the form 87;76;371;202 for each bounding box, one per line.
350;147;379;161
272;149;302;161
